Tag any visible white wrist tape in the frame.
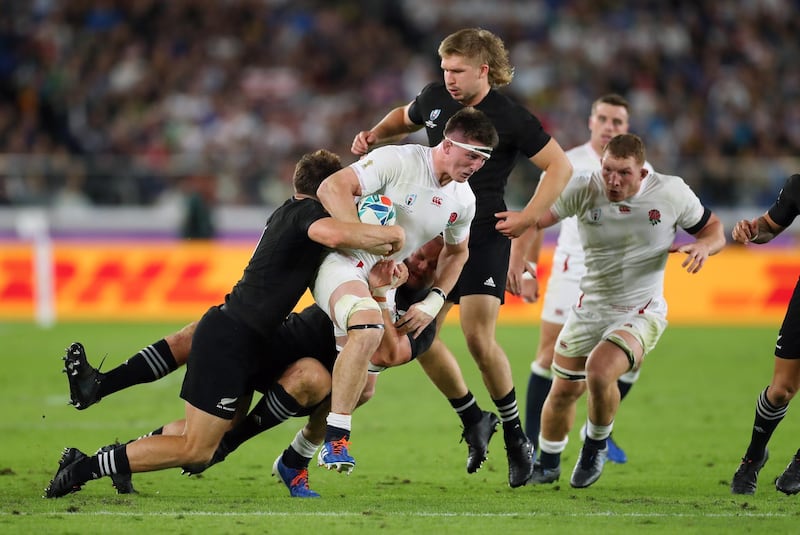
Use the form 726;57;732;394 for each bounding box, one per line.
416;289;445;319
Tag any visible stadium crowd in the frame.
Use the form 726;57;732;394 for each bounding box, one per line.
1;0;799;209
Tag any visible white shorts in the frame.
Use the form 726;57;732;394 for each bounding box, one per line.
555;300;668;361
541;249;585;324
311;251;375;335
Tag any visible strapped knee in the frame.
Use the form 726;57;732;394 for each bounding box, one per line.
551;362;586;381
605;333;636;371
332;294;382;331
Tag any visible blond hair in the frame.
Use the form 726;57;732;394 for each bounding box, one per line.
438;28;513;88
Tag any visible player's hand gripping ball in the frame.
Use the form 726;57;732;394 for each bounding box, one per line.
357;194;396;226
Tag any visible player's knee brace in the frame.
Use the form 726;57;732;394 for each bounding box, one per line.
551;363;587;381
332;294;382;332
605;333;636;372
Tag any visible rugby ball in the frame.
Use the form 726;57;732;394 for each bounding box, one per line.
357;194;396;226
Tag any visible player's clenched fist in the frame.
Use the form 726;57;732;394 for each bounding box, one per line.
731;218;759;244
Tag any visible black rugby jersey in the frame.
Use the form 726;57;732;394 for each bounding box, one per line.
408;82;551;230
768;174;800;228
225;196;328;338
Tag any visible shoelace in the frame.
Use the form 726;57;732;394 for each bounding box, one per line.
329;437;351;455
290;468;311;489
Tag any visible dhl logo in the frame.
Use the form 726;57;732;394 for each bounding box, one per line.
0;243;797;324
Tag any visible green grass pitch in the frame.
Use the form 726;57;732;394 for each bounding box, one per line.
0;321;798;534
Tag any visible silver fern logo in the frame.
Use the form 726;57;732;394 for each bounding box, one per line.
425;109;441;129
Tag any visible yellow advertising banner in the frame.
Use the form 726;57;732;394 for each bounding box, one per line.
0;241;795;325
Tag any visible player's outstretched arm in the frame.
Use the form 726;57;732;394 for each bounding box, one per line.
732;213;784;245
495;139;572;238
351;104;420;156
673;212;726;274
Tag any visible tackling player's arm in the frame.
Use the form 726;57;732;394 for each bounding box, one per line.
351;103;421;156
495;138;573;238
308;217;404;255
369;261;413;368
398;238;469;338
314;167;405;255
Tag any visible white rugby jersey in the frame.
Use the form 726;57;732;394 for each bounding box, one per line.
350;144;476;263
550;170;706;309
553;142;655;264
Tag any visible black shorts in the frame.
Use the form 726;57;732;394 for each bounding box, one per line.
776;278;800;359
248;305;337;392
180;305;268;419
448;227;510;304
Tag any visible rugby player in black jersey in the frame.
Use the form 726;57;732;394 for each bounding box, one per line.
45;149;404;498
351;28;572;487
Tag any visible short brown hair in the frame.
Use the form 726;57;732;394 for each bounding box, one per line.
604;134;646;165
293;149;342;196
592;93;630;114
444;107;499;148
438;28;513;88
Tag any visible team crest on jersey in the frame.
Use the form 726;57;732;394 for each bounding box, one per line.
587;208;602;224
405;193;417;206
425;109;441;129
447;212;458;226
648;209;661;225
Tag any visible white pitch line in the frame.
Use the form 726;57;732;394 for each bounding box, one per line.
8;511;795;518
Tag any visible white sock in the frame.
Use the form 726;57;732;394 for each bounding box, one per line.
539;435;568;454
291;429;320;459
585;419;614;441
326;412;351;432
531;361;553;379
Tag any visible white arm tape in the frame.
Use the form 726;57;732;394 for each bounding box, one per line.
416;289;445;319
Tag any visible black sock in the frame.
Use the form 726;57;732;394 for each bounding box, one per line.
221;383;302;454
617;379;634;400
585;436;606;450
539;450;560;469
494;388;526;441
324;426;350;442
525;372;552;444
449;391;482;428
745;387;788;460
74;444;131;483
282;446;310;469
98;339;177;398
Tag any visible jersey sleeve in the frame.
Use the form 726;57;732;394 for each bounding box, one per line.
407;82;438;126
443;193;475;246
349;146;405;195
550;172;591;220
513;108;551;159
670;176;708;231
768;174;800;228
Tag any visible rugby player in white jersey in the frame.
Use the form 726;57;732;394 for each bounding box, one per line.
522;94;653;464
312;107;498;473
498;133;725;488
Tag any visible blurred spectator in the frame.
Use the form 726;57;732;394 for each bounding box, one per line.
0;0;798;210
179;172;216;240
